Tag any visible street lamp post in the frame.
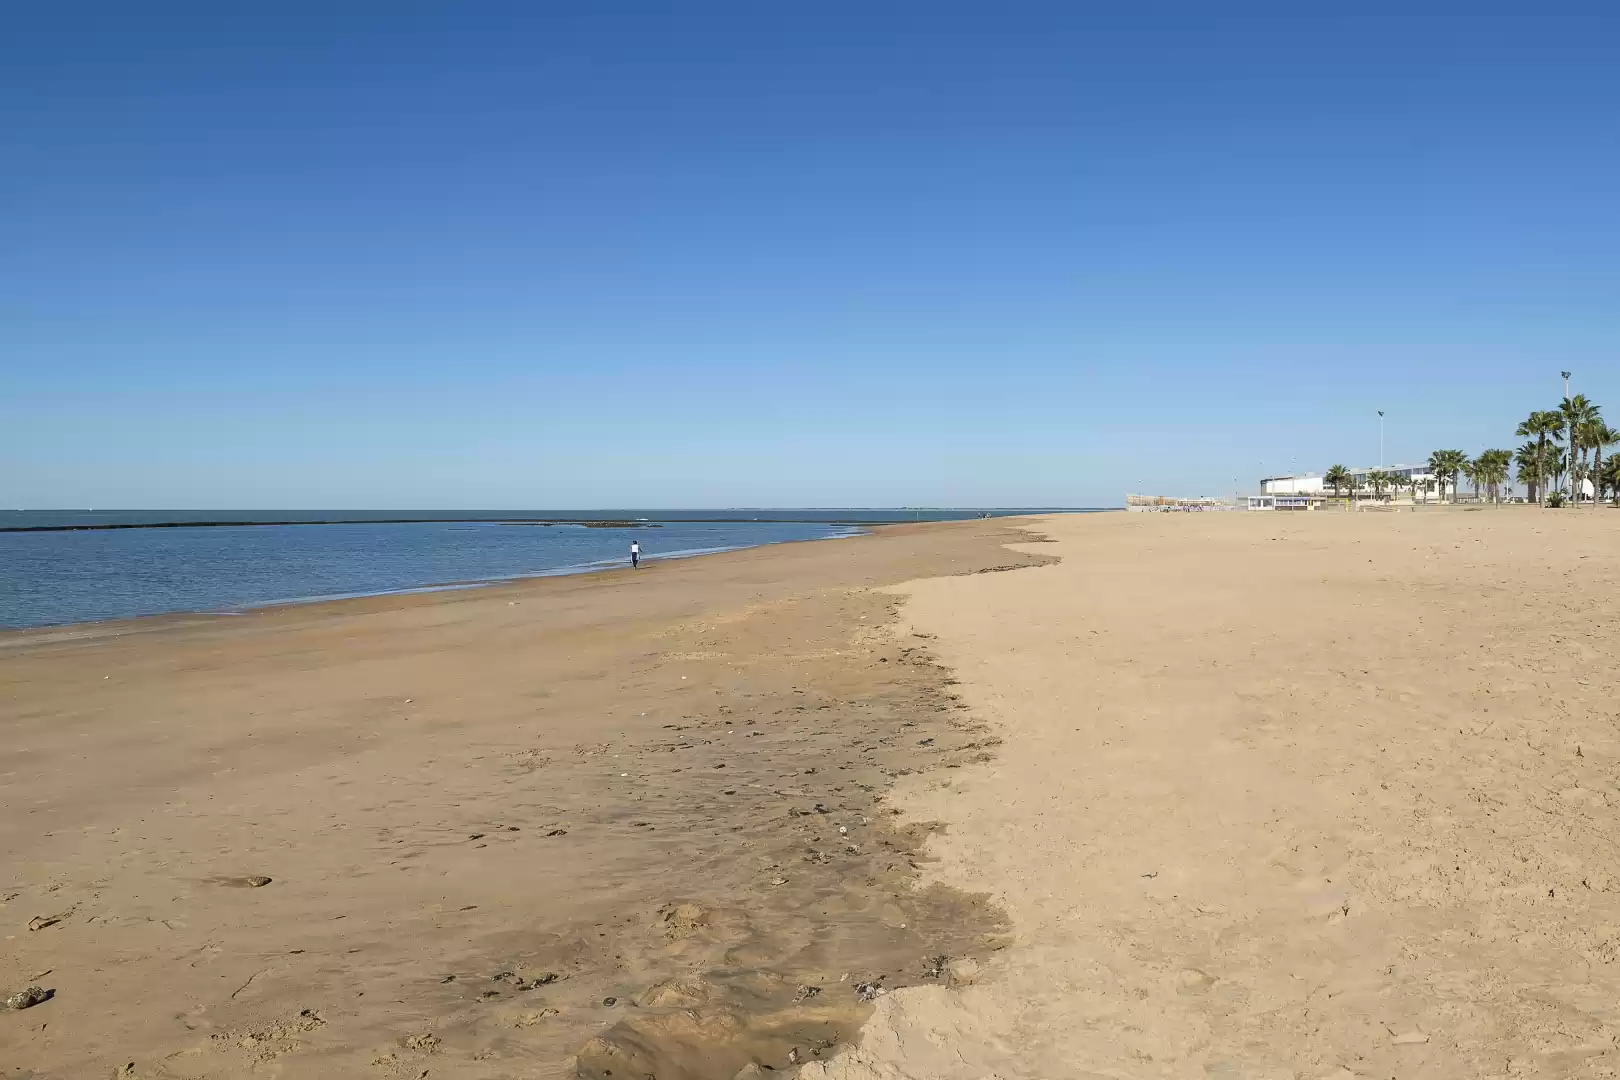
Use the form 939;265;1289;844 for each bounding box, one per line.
1562;371;1573;501
1377;410;1385;470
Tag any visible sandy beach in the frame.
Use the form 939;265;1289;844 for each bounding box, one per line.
7;508;1620;1080
0;519;1044;1079
808;507;1620;1080
11;2;1615;1075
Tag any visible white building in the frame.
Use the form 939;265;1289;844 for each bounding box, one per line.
1347;463;1444;500
1258;473;1326;495
1261;463;1447;501
1247;493;1327;511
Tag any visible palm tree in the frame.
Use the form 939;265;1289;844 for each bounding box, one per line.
1323;464;1351;499
1463;459;1483;502
1475;449;1512;504
1546;444;1568;498
1348;471;1365;504
1426;452;1446;502
1515;442;1542;503
1366;470;1391;501
1428;449;1468;503
1604;456;1620;506
1561;395;1599;502
1581;419;1617;506
1516;409;1564;506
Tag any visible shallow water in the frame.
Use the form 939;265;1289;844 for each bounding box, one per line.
1;509;1087;630
0;519;856;629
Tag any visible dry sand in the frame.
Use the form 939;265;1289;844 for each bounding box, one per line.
0;519;1042;1079
805;507;1620;1080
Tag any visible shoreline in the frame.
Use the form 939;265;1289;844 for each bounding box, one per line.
0;525;870;638
233;535;863;622
0;516;1053;1077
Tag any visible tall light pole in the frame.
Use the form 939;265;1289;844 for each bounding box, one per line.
1562;371;1573;501
1377;410;1385;469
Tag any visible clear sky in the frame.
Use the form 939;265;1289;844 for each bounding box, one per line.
4;2;1616;508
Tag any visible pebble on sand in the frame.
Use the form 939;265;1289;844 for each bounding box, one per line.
5;986;52;1010
215;875;272;888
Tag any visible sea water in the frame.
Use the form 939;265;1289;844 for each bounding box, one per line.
0;510;1063;630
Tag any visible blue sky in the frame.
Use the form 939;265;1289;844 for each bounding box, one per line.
4;2;1616;508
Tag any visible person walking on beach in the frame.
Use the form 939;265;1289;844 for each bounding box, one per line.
630;540;640;569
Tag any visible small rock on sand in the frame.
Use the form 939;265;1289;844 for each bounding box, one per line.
6;986;52;1010
946;958;981;987
215;875;272;889
1175;968;1217;994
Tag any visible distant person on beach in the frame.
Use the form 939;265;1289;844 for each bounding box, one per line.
630;540;640;569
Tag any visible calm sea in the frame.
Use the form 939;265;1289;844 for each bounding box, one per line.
0;509;1076;630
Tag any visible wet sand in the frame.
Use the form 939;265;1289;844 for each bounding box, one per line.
0;519;1046;1079
805;507;1620;1080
